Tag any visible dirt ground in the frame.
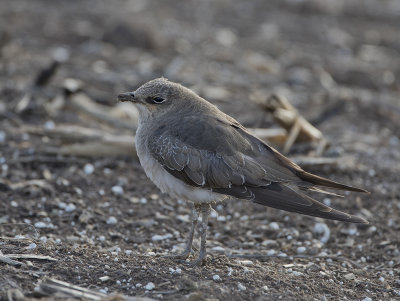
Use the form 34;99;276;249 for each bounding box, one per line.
1;0;400;300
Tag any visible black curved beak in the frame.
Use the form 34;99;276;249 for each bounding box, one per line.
118;92;136;102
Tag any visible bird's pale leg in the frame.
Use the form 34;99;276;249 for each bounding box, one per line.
187;203;211;266
164;202;199;259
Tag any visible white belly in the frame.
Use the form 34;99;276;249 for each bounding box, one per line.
135;134;226;204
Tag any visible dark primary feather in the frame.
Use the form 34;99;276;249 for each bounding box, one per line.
148;111;368;224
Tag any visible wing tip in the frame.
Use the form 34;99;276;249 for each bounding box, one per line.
348;215;369;224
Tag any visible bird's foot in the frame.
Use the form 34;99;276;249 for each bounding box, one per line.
184;251;207;267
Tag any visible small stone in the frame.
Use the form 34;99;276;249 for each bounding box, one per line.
262;239;277;247
65;203;76;212
269;222;279;230
98;235;106;241
111;185;124;195
58;202;67;209
99;276;110;282
263;285;269;291
237;282;246;291
27;243;37;250
362;298;372;301
344;273;355;280
84;163;95;175
44;120;55;129
211;246;225;253
297;246;306;254
379;277;385;282
34;222;47;228
213;275;221;281
10;201;18;207
292;271;302;276
323;198;331;206
238;260;253;266
215;28;237;47
0;131;5;143
152;233;172;241
106;216;118;225
313;223;330;243
125;250;133;255
267;249;276;256
139;197;147;204
145;282;155;290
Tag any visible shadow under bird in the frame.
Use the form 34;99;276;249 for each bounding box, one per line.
118;78;368;266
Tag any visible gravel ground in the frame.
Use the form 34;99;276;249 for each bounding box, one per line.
1;0;400;300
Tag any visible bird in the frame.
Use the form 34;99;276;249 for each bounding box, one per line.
118;78;368;266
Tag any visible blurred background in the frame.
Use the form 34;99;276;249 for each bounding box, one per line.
1;0;400;300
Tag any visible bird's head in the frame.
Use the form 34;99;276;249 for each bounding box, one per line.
118;77;197;121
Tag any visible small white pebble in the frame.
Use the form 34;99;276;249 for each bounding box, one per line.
237;282;246;291
27;243;37;250
227;267;233;276
210;210;218;218
292;271;302;276
217;215;226;221
175;268;182;274
267;249;276;256
125;250;133;255
58;202;67;209
34;222;47;228
212;246;225;253
0;131;5;143
55;238;61;244
297;246;306;254
379;276;385;282
116;280;121;285
362;297;372;301
99;276;110;282
314;223;330;243
65;203;76;212
240;215;249;221
40;236;47;243
11;200;18;207
139;197;147;204
84;163;95;175
44;120;55;129
106;216;118;225
98;235;106;241
263;285;269;291
368;169;376;177
213;275;221;281
145;282;155;290
269;222;279;230
152;234;172;241
323;198;331;206
111;185;124;195
136;283;142;288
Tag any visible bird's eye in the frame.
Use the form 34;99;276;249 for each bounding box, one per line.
153;96;165;103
